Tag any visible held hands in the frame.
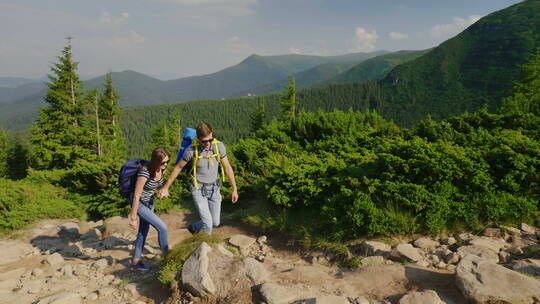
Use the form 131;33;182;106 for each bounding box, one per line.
158;187;170;199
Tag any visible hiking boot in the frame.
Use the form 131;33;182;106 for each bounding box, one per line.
131;261;150;271
187;224;197;235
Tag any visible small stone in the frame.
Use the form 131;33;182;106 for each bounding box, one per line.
399;290;443;304
521;223;536;234
446;264;456;271
124;284;140;297
44;252;65;267
507;246;524;255
361;256;386;266
446;252;460;264
427;254;440;263
413;238;440;250
257;235;267;245
499;251;511;264
357;241;392;256
98;287;116;297
458;232;475;242
440;236;457;246
416;260;429;267
483;228;502;238
502;225;522;235
256;255;265;262
61;264;73;276
390;243;423;262
73;264;88;277
93;258;109;270
354;296;371;304
85;292;99;300
229;234;257;251
435;261;446;269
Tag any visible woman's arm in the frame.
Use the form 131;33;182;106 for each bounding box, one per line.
129;175;147;229
220;156;238;203
158;159;187;199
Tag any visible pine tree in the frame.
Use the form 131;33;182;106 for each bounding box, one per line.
250;102;266;133
280;75;297;121
6;134;29;180
0;126;8;177
99;73;125;162
30;41;94;169
149;113;181;157
499;48;540;115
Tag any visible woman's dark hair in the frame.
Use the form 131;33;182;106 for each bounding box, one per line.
196;122;213;138
148;148;169;177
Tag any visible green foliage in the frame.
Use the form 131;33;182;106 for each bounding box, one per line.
250;102;266;133
0;126;8;177
0;178;85;234
232;109;540;240
158;233;221;285
279;76;297;121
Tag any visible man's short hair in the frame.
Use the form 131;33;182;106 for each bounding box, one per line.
196;122;213;138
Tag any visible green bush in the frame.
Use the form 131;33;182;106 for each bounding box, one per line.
0;178;85;234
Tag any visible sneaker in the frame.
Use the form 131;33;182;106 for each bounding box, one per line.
131;261;150;271
187;224;197;234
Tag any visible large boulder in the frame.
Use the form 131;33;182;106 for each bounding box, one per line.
390;244;423;262
399;290;444;304
228;234;256;254
181;242;216;297
457;245;499;263
468;237;506;253
456;254;540;303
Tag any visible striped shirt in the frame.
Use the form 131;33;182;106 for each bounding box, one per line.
137;167;164;205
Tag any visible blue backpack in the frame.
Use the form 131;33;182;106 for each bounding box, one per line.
118;158;150;198
175;127;196;171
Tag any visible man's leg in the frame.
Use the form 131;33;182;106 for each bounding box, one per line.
208;185;222;228
191;187;213;234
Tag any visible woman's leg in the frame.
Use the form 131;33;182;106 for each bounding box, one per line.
138;203;169;253
133;205;151;263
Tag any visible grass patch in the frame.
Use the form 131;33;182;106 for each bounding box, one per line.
158;233;221;286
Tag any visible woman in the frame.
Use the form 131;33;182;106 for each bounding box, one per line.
158;122;238;235
129;147;170;271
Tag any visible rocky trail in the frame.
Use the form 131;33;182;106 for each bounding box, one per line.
2;211;540;304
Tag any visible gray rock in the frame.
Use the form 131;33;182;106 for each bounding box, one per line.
0;240;33;265
358;241;392;256
457;245;499;263
181;242;216;296
390;244;423;262
242;257;268;284
483;228;502;238
440;236;457;245
353;296;371;304
507;246;524;255
435;261;447;269
469;237;506;253
62;244;82;257
85;292;98;300
80;228;101;240
0;267;25;281
458;232;475;242
456;254;540;303
399;290;443;304
257;235;267;245
0;278;19;292
59;222;80;237
512;259;540;276
19;279;43;294
499;251;511;264
259;282;303;304
521;223;536;234
217;244;234;257
61;264;73;276
229;234;256;252
501;225;522;235
445;252;460;264
37;291;81;304
92;258;109;270
295;295;350;304
98;287;116;297
103;236;123;249
73;264;88;277
44;253;65;267
361;256;386;266
413;238;439;250
124;284;140;297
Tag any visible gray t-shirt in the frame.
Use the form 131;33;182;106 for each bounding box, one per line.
183;141;227;184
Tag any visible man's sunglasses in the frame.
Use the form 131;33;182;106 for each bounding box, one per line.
199;138;214;144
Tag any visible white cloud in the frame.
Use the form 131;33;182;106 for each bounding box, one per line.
430;15;482;38
352;27;378;52
107;30;147;49
99;10;130;25
289;46;301;54
389;31;408;40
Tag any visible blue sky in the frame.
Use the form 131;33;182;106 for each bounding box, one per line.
0;0;521;79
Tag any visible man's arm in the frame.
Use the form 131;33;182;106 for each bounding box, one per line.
158;159;187;198
220;156;238;203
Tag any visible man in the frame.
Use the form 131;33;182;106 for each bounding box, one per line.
158;122;238;234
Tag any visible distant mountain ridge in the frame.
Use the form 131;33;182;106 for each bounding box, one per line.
0;51;387;128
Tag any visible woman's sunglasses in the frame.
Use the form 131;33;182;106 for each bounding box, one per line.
160;160;169;166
